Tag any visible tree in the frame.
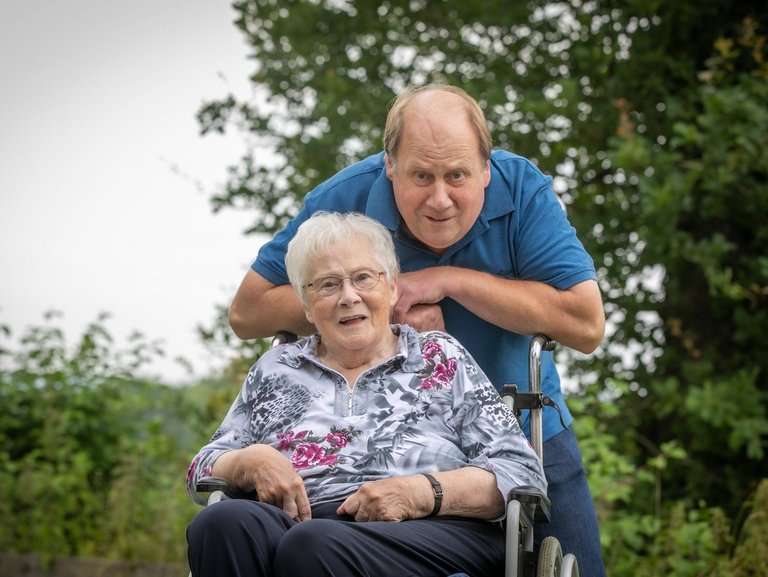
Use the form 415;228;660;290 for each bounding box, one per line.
604;20;768;509
198;1;768;573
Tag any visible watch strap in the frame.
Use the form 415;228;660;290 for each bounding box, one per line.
422;473;443;516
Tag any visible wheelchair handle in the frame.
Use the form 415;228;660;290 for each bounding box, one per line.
271;331;298;347
529;334;556;459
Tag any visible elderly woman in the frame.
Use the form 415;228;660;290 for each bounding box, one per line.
186;211;546;577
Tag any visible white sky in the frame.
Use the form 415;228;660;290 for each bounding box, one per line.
0;1;269;384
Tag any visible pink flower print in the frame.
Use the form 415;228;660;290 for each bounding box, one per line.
422;341;443;362
418;377;436;390
277;430;295;451
418;357;457;390
291;443;338;470
187;455;202;484
433;358;457;385
326;431;349;448
277;429;309;451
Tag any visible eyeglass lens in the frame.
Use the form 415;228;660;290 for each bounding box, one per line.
309;270;383;295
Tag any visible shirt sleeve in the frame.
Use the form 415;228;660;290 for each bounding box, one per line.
186;364;259;504
251;154;384;285
252;205;313;285
511;160;596;289
440;333;548;509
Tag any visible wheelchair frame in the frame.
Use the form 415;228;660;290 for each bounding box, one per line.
191;333;579;577
500;334;579;577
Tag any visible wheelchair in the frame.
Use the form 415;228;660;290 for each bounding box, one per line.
191;333;579;577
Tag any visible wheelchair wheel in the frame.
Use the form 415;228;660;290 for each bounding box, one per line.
536;536;563;577
560;554;579;577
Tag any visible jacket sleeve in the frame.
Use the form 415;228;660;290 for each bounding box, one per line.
441;333;548;501
186;363;259;503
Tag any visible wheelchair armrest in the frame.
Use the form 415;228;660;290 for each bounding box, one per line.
507;485;551;524
195;476;259;501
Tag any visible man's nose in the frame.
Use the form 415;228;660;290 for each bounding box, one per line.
426;181;452;210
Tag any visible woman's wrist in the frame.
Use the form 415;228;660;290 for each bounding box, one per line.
421;473;443;516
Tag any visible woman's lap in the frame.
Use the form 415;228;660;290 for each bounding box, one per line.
188;499;504;577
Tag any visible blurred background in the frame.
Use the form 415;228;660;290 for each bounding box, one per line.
1;0;261;384
1;1;766;576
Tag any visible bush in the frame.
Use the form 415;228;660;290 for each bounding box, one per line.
0;313;209;564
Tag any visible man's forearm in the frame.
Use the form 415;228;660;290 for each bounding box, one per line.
229;270;316;339
396;267;605;353
448;272;604;353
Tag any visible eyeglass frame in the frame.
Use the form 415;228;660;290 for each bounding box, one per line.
303;269;386;297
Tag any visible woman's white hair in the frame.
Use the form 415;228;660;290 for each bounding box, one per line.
285;211;400;304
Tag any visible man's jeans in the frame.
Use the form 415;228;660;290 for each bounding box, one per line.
535;428;606;577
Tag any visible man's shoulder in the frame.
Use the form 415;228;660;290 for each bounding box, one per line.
307;152;386;203
490;149;548;177
488;149;553;205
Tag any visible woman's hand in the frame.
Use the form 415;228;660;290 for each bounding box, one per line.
338;468;504;522
213;444;312;522
337;475;433;522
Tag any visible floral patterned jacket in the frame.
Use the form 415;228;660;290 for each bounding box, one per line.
187;325;547;514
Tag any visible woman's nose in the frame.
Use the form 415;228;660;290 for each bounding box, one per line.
337;278;362;304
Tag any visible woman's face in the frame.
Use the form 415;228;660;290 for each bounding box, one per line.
303;239;397;358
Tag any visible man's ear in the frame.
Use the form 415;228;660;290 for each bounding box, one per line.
483;158;491;188
385;153;395;180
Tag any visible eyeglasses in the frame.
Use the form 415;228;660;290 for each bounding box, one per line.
304;270;385;297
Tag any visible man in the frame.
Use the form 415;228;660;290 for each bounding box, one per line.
229;84;606;575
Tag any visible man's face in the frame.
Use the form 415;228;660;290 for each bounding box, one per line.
386;94;490;254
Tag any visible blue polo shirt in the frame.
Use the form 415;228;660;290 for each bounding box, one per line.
253;151;597;441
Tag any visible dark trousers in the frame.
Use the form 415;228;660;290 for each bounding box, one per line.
188;429;605;577
187;499;505;577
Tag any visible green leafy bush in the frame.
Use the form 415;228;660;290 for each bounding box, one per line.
571;382;768;577
0;313;212;564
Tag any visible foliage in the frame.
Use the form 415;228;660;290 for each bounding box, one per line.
196;303;269;387
573;385;727;576
0;313;218;564
573;383;768;576
597;16;768;518
196;1;768;574
726;479;768;576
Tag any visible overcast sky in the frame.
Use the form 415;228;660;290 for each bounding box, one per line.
0;1;269;383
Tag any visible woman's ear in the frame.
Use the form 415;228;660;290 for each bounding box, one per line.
389;276;398;308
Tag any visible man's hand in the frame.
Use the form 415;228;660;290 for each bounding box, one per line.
392;269;448;331
394;303;446;332
394;266;605;353
336;476;433;522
